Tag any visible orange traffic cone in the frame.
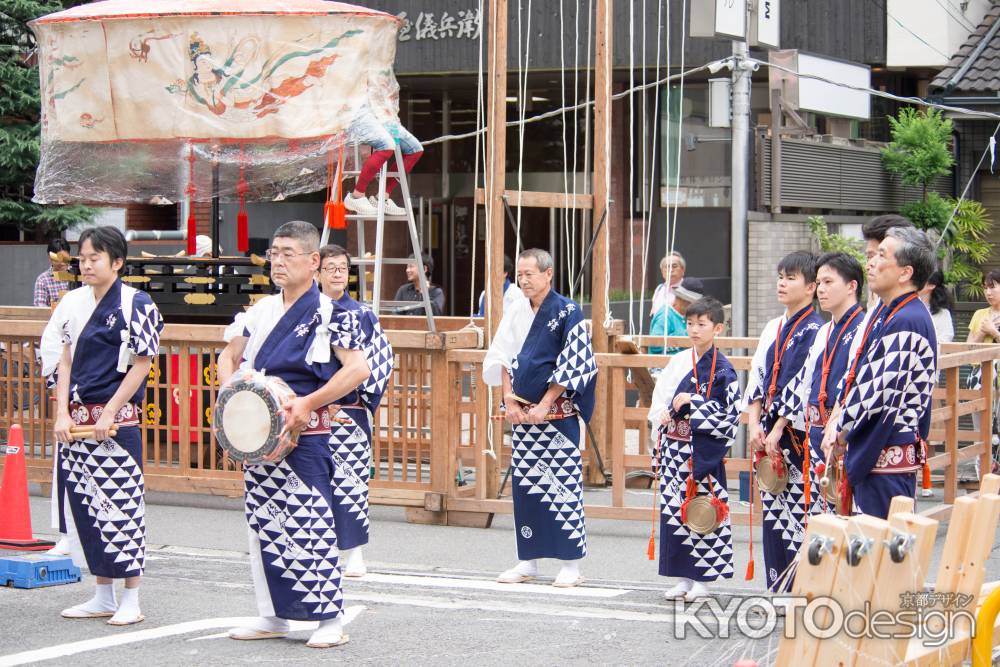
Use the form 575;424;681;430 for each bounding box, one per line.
0;425;54;550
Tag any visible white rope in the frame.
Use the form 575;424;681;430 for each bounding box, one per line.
937;120;1000;248
638;0;664;335
514;0;532;258
579;0;595;301
467;0;487;323
558;0;569;292
483;0;499;460
565;0;581;300
627;0;636;336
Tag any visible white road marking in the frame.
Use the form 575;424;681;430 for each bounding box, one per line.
345;590;682;623
359;572;629;598
0;608;366;665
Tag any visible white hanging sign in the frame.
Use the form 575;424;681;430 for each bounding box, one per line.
754;0;780;49
714;0;747;39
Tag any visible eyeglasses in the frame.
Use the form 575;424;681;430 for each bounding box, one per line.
265;248;312;262
321;265;350;275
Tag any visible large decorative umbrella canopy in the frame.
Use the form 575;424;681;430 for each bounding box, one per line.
30;0;402;250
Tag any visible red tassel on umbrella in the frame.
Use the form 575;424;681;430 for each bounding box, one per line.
236;145;249;253
186;145;197;256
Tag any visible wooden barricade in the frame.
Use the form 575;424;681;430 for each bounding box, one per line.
0;312;479;518
775;478;1000;666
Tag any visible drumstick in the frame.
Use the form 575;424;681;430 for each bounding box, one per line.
69;426;119;439
817;449;837;488
332;417;354;425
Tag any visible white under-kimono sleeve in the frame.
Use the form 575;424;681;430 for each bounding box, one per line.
39;295;71;388
782;321;829;428
482;298;533;386
741;316;781;411
647;350;692;427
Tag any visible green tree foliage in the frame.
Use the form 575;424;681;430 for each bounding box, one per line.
881;108;954;199
1;0;94;239
807;216;866;267
881;107;991;294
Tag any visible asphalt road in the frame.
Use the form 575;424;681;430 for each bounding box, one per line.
1;487;998;666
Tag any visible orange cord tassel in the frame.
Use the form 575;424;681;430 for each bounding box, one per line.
745;459;755;581
921;439;932;489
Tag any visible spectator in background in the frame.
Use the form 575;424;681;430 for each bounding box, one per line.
33;238;71;308
967;270;1000;344
919;269;954;344
650;251;685;317
966;270;1000;477
394;252;445;315
649;277;704;355
477;255;524;316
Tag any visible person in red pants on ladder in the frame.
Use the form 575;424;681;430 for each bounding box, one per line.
343;103;423;218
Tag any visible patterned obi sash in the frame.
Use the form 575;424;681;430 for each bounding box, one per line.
508;395;578;420
871;442;922;474
664;417;693;443
300;404;354;436
69;402;141;427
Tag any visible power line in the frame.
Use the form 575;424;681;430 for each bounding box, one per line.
870;0;951;59
420;61;714;146
751;56;1000;122
933;0;977;32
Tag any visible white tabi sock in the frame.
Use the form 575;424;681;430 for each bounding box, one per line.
684;582;710;601
108;587;143;625
61;583;117;618
553;560;583;587
342;547;367;577
497;559;538;583
307;617;348;648
228;616;290;640
664;578;693;600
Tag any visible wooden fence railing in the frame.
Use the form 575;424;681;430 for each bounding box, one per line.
1;308;998;527
0;315;478;516
440;337;999;525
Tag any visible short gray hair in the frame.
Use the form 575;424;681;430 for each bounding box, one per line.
518;248;554;272
885;227;936;290
661;251;685;270
273;220;319;252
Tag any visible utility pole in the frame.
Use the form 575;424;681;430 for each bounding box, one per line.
729;40;751;340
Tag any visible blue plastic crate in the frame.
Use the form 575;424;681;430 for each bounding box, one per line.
0;554;81;589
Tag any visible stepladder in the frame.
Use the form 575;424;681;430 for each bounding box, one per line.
321;141;436;332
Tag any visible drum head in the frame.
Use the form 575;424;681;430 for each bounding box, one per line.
222;391;271;454
214;372;294;464
684;496;721;535
756;457;788;495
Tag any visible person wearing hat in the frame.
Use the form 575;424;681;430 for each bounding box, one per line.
393;252;444;315
649;277;704;355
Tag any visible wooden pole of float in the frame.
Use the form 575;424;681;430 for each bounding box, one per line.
483;0;508;500
587;0;612;484
591;0;611;343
